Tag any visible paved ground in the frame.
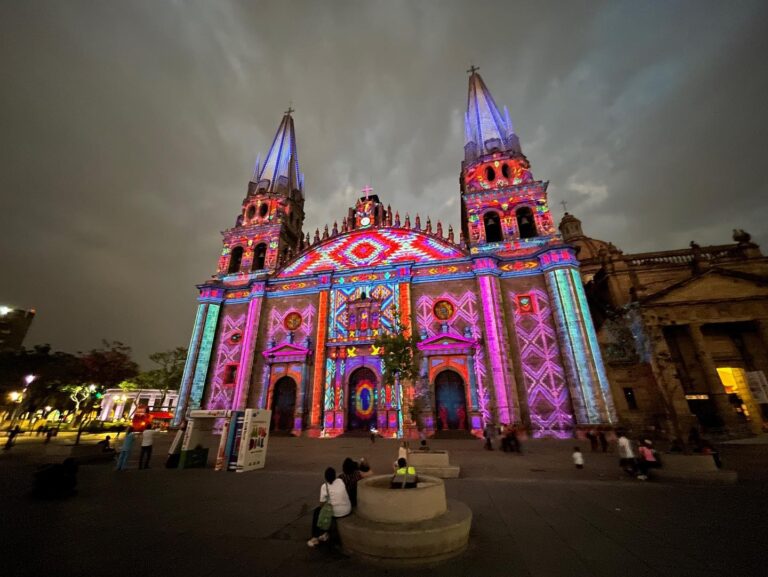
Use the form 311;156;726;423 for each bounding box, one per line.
1;434;767;577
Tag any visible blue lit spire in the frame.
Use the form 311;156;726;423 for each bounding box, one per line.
252;108;303;195
464;67;521;162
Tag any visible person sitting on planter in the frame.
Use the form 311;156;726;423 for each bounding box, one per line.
391;457;418;488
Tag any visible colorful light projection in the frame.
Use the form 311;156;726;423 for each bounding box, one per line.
478;275;512;425
328;283;398;342
510;289;574;438
172;304;207;426
207;312;247;410
310;290;330;428
464;157;533;191
189;304;221;411
547;267;616;424
279;228;464;278
232;291;265;410
266;304;316;346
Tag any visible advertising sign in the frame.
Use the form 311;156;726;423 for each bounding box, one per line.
236;409;271;472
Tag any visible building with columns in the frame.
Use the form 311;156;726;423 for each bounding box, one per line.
172;70;617;438
561;212;768;438
98;388;179;422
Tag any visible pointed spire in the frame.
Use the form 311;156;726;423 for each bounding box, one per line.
415;214;421;230
448;225;455;243
426;217;432;234
306;233;311;247
332;221;339;237
394;211;401;227
252;108;304;195
313;229;320;244
342;217;348;233
404;213;411;229
322;224;329;240
436;221;443;238
464;68;521;162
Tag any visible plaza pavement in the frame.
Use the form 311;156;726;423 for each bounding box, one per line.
1;434;767;577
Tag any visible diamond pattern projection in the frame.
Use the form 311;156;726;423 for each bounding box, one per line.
279;229;465;277
510;288;574;438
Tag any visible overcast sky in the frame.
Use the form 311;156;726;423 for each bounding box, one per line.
2;1;767;365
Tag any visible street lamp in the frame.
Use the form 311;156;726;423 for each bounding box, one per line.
25;374;36;386
9;391;21;403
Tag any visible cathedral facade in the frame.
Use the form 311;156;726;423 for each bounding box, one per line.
173;71;616;438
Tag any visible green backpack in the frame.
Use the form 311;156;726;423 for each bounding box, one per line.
317;483;334;531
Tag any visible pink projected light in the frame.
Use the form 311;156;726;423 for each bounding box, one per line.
478;275;511;425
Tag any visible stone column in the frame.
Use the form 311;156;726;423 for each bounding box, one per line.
688;323;742;433
310;282;331;429
232;283;266;410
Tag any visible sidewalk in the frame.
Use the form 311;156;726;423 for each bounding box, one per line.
1;437;766;577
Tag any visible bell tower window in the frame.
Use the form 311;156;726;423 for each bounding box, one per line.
259;203;268;218
516;206;537;239
228;246;244;274
483;211;503;243
246;205;256;220
252;243;267;271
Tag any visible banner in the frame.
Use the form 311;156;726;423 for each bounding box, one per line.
236;409;271;472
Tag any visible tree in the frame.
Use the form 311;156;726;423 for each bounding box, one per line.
62;384;95;421
79;341;139;391
374;310;423;429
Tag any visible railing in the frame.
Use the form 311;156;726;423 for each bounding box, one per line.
624;244;744;267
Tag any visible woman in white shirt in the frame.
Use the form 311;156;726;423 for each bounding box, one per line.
308;467;351;547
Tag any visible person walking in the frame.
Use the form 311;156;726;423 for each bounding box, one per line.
572;446;585;469
138;424;155;469
4;425;21;450
617;431;636;476
598;430;609;453
307;467;351;548
116;427;136;471
636;440;660;480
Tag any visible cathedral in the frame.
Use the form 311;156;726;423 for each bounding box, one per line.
172;70;617;438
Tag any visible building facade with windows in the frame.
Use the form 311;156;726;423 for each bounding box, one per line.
561;212;768;439
172;71;616;438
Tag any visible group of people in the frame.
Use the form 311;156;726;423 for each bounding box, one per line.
307;456;372;548
617;431;662;480
483;423;522;453
114;424;156;470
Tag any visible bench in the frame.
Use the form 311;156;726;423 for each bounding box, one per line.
407;450;460;478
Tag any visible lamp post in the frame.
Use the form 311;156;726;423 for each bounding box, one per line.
9;375;36;427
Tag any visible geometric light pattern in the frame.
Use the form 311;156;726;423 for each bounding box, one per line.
207;312;247;410
279;228;465;277
510;288;574;438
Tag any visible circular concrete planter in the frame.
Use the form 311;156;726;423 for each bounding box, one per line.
357;474;447;523
338;474;472;565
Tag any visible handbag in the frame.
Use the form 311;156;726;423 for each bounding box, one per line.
317;482;334;531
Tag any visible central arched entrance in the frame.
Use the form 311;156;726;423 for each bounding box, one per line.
271;376;297;432
435;370;468;431
347;367;377;431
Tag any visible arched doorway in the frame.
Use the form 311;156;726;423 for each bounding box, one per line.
435;370;468;431
271;376;297;432
347;367;377;431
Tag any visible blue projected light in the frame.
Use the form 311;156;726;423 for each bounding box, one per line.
189;304;221;410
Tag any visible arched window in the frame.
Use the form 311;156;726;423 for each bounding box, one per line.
483;211;503;243
501;163;510;179
246;205;256;220
252;243;267;271
259;203;268;218
485;166;496;181
516;207;537;239
228;246;244;273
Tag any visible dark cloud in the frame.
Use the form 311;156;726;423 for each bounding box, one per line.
1;0;767;363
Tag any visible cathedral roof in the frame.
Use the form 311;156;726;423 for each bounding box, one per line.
464;68;521;162
252;110;303;195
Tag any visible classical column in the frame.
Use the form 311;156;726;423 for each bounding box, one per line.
188;303;222;411
232;283;265;410
688;323;742;432
172;303;208;426
545;266;617;425
477;269;514;425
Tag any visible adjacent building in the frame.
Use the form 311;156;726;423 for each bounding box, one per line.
0;306;35;351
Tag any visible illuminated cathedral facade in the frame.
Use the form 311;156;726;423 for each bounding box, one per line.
173;71;617;438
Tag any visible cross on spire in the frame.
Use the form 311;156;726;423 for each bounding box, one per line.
361;185;374;198
467;64;480;75
285;104;294;115
560;200;568;212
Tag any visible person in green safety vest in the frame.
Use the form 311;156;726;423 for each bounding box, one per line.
390;457;418;488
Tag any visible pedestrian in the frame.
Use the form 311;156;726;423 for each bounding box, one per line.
637;439;660;480
4;425;21;450
358;457;373;478
339;457;362;507
44;427;55;444
116;427;136;471
509;424;521;453
483;422;495;450
369;426;378;444
598;430;609;453
139;424;155;469
616;431;636;476
572;446;584;469
307;467;351;548
586;429;598;452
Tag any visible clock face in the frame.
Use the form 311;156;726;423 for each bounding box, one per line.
360;216;371;227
